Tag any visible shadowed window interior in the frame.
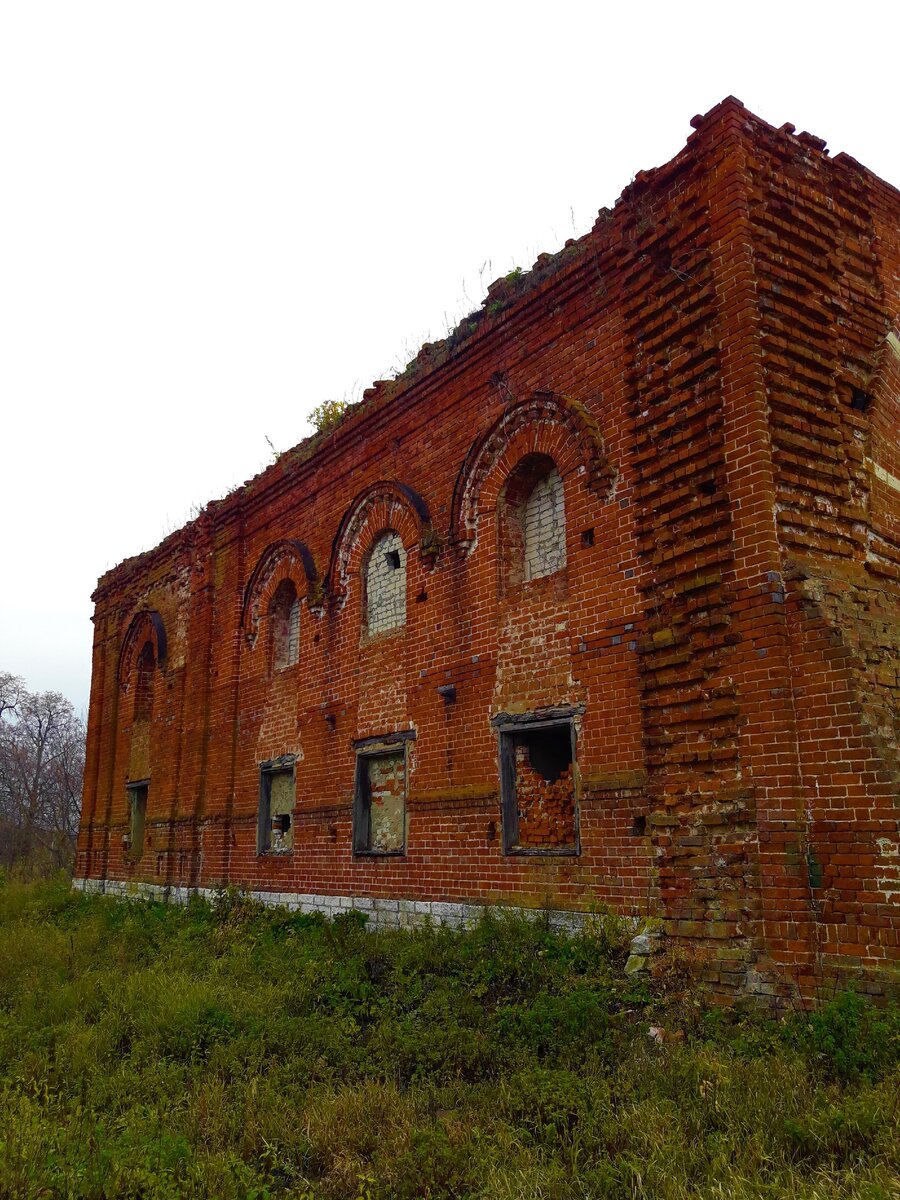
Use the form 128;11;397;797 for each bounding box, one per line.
365;531;407;635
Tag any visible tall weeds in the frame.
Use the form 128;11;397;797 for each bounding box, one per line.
0;875;896;1199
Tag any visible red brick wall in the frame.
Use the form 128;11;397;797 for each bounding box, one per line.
77;98;900;999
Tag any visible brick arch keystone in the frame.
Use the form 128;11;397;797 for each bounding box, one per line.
241;539;320;645
449;390;614;551
118;609;167;687
327;481;434;600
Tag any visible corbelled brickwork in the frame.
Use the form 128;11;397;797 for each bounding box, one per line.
77;99;900;1000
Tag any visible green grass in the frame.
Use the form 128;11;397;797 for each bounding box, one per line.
0;875;897;1199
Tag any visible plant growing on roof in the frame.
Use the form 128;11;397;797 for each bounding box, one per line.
309;399;349;434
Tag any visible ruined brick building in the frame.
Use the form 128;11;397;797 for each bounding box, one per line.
76;98;900;999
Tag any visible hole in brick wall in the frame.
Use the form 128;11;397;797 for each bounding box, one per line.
500;721;577;854
487;820;496;841
386;549;402;569
631;814;647;837
416;588;428;603
581;527;595;548
850;388;872;413
697;479;717;496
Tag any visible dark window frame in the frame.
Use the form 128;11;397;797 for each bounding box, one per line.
257;755;296;856
493;711;580;857
352;732;413;857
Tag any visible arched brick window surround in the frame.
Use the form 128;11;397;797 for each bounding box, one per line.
118;610;167;688
241;539;319;648
327;481;434;604
449;391;614;553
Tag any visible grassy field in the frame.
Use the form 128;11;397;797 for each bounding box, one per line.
0;877;897;1200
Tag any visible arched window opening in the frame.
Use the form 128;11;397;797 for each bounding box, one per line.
270;580;300;670
499;454;567;588
365;531;407;635
134;641;155;723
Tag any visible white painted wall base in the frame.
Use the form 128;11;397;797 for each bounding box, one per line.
72;876;596;934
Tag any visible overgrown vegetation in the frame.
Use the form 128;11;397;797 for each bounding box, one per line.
308;400;350;436
0;877;897;1199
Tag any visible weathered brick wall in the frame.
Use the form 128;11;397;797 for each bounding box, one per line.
77;98;900;1000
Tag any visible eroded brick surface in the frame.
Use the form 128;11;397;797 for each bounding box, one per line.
77;98;900;1000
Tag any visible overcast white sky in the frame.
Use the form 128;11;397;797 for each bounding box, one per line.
2;1;898;715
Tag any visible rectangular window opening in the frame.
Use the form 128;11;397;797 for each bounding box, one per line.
354;744;407;855
127;781;148;859
499;720;578;855
258;760;295;854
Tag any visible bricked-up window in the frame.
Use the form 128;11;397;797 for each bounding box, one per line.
134;642;155;722
498;454;567;590
497;718;578;854
126;780;148;858
270;580;300;670
258;756;295;853
364;531;407;635
353;738;409;855
524;466;566;580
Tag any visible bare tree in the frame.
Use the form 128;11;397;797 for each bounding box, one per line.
0;672;24;721
0;674;85;874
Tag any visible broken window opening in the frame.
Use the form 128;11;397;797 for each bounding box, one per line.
498;719;578;854
364;531;407;636
126;780;148;859
353;743;407;855
258;759;295;853
270;580;300;670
